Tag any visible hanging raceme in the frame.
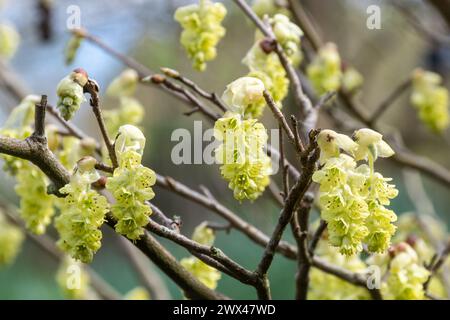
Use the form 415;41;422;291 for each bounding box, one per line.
313;128;398;255
105;125;156;240
307;42;342;95
410;68;449;133
242;13;302;117
0;211;24;266
0;95;56;234
55;157;109;263
174;0;227;71
379;242;430;299
56;69;88;120
180;223;221;290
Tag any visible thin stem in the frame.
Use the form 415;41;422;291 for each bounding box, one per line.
369;78;411;125
84;79;118;168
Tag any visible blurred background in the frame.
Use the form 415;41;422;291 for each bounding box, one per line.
0;0;449;299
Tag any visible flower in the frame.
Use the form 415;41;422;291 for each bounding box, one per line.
174;0;227;71
222;77;265;115
317;129;358;164
114;124;146;156
352;128;394;161
307;42;342;95
411;69;449;133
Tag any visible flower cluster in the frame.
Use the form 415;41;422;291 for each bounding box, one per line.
214;108;272;201
0;23;20;59
307;42;342;95
382;243;430;299
410;69;449;133
56;69;88;120
0;211;24;266
174;0;227;71
106;125;156;240
243;42;289;117
55;157;109;263
269;14;303;61
242;14;301;117
313;128;398;255
0;95;39;174
56;256;92;299
0;96;56;235
15;162;55;235
180;223;221;290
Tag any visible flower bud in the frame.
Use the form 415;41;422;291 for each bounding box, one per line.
77;156;97;173
352;128;394;161
222;77;265;115
114;124;146;156
317;129;358;164
56;70;87;120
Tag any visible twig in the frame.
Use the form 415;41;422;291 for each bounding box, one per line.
145;214;257;287
157;174;298;260
292;195;314;300
146;74;221;121
286;0;323;51
84;79;118;168
424;239;450;292
308;220;327;254
232;0;315;132
264;90;302;154
369;77;411;125
255;146;319;298
161;67;227;112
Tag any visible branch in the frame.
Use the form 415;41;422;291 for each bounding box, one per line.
145;213;258;287
255;142;319;297
0;132;227;300
292;196;313;300
161;67;227;112
156;174;298;260
369;77;411;125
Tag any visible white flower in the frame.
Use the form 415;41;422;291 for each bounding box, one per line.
317;129;358;164
222;77;265;114
114;124;146;156
352;128;394;161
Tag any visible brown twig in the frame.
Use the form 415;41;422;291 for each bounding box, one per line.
84;79;118;168
369;77;412;125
